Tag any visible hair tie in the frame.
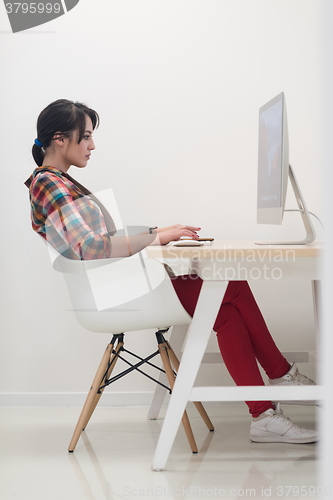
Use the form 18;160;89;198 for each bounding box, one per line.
34;138;43;148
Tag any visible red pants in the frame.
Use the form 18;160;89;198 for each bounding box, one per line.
171;276;290;417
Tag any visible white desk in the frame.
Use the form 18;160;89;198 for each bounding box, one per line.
146;240;323;471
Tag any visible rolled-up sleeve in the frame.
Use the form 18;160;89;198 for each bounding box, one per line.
31;174;112;260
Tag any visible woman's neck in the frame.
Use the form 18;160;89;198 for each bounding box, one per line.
42;153;70;173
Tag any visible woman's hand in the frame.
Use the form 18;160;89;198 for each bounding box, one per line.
154;224;201;245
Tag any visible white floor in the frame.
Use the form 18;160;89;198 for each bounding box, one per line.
0;404;319;500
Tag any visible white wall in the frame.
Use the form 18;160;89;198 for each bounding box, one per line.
319;0;333;494
0;0;324;405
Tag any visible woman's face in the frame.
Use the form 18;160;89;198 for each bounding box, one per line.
64;115;95;169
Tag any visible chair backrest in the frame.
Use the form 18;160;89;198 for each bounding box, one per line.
47;243;191;334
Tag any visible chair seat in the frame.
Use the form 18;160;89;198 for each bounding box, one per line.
48;243;192;333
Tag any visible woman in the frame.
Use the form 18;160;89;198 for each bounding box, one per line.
25;99;317;444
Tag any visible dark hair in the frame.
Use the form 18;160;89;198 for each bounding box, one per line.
32;99;100;167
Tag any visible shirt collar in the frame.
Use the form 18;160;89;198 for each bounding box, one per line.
24;166;66;189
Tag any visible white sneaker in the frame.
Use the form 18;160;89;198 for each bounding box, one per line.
268;363;317;405
250;403;318;444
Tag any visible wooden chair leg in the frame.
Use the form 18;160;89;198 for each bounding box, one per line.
81;339;124;432
68;339;119;452
158;342;198;453
148;324;188;420
165;340;214;432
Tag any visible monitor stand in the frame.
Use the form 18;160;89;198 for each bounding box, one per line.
256;164;316;245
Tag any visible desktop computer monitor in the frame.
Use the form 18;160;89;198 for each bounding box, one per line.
257;92;289;225
256;92;315;244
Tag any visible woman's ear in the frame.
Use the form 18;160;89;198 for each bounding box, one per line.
53;132;66;147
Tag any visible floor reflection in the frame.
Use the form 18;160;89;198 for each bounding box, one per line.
0;405;318;500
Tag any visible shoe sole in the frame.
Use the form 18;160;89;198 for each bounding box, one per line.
250;435;318;444
277;400;318;406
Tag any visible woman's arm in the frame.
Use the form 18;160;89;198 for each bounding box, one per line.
32;174;200;259
33;174;160;259
110;224;200;256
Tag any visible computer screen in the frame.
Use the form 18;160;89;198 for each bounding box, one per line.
256;92;315;245
257;92;289;225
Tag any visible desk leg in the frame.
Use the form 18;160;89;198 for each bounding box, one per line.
152;280;228;471
312;280;322;339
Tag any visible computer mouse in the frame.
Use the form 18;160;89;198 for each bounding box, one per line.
172;240;204;247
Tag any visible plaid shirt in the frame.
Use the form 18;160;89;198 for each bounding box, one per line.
25;166;112;260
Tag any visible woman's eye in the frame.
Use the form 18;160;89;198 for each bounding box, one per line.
84;135;90;140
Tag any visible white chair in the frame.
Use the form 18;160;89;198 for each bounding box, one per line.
46;243;214;453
